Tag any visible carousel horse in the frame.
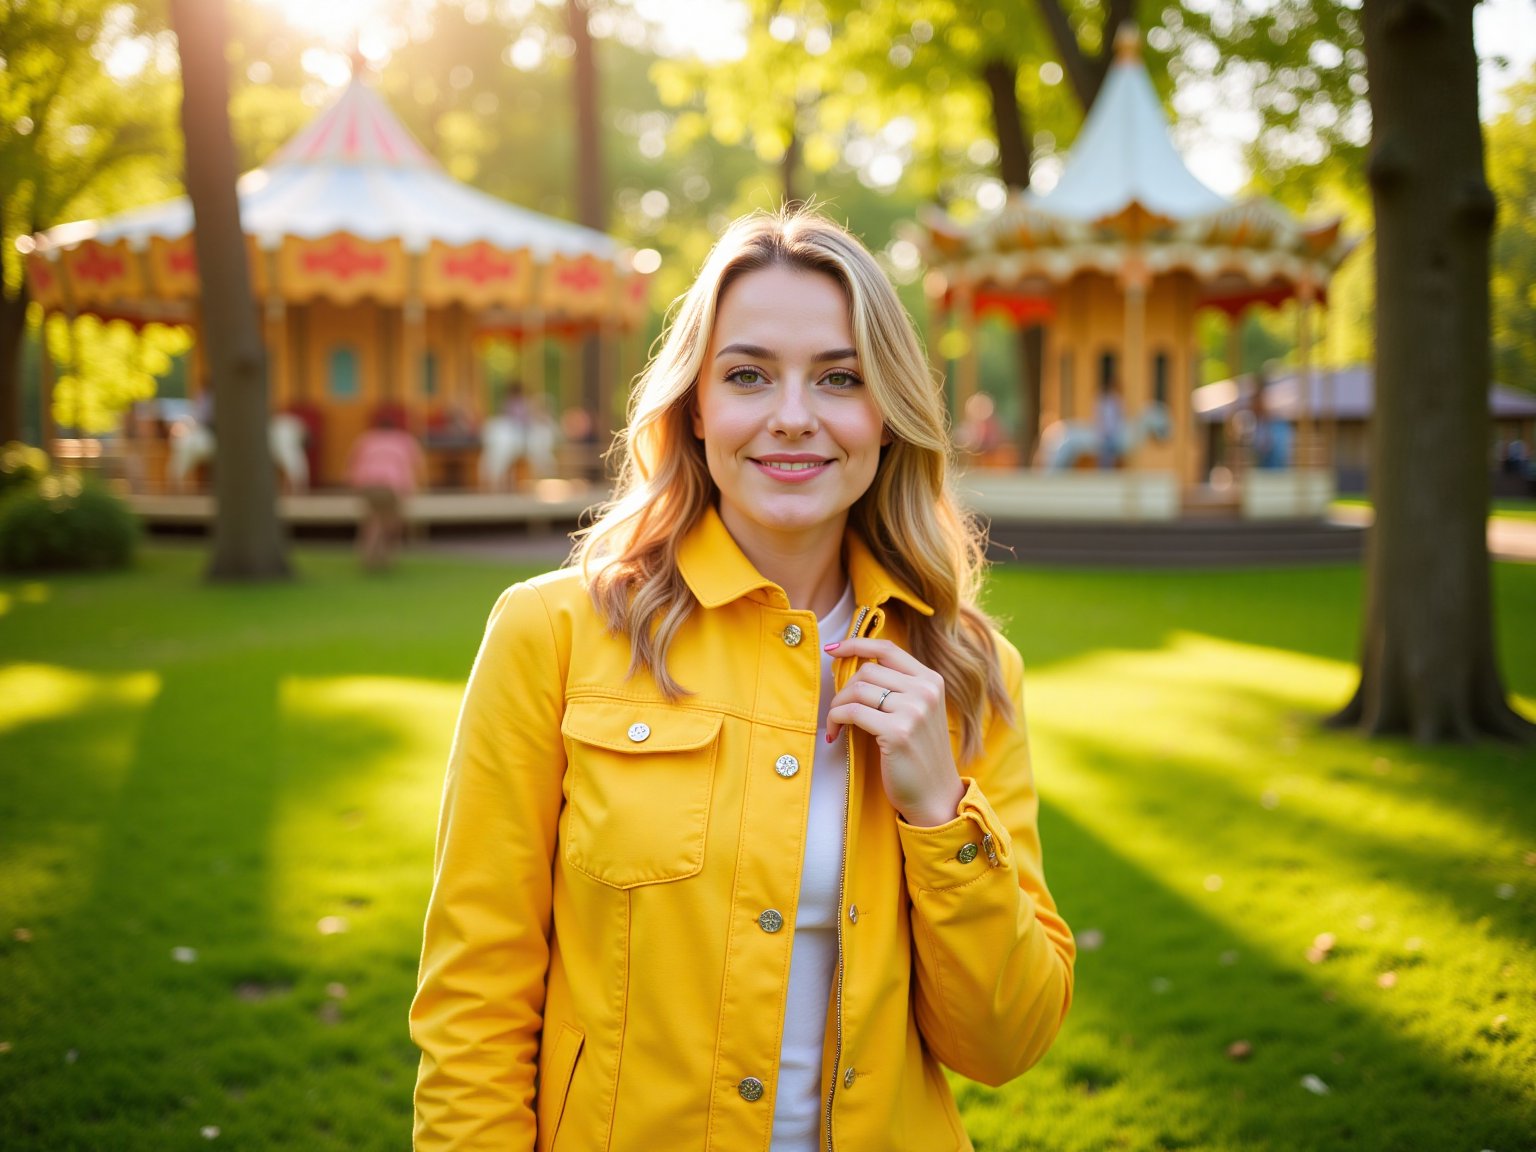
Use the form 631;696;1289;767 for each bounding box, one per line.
478;413;558;491
1038;403;1172;470
168;413;310;493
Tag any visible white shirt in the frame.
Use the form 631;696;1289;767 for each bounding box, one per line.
771;584;855;1150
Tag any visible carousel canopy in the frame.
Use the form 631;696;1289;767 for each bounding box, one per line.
1030;27;1229;224
26;73;646;330
913;24;1353;314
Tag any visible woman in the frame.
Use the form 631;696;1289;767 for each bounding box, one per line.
411;209;1075;1151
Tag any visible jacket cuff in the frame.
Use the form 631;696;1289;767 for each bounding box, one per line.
896;777;1013;892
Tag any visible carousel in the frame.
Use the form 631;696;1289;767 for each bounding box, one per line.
912;24;1356;521
25;67;650;527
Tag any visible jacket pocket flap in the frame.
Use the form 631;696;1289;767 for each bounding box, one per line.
562;699;722;754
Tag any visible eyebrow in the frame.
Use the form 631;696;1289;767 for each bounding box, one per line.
715;342;859;364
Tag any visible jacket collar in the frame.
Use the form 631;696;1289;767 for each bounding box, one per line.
677;504;934;617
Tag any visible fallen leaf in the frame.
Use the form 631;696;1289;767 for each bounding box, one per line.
1300;1073;1330;1095
1377;971;1398;989
0;1041;12;1054
1225;1040;1252;1061
12;928;32;943
201;1126;220;1140
172;947;198;964
1077;929;1104;952
316;916;348;936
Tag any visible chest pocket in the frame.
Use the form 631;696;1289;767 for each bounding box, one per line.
561;700;722;889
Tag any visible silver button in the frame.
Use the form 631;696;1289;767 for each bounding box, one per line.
757;909;784;933
843;1066;856;1088
774;754;800;778
782;623;803;647
738;1076;765;1102
957;843;979;864
627;722;651;743
847;905;858;924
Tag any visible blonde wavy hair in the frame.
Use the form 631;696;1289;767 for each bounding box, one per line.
573;207;1010;761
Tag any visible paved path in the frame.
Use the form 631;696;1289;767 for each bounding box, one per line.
1327;506;1536;563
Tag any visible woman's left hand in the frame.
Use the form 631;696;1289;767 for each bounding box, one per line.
824;637;965;828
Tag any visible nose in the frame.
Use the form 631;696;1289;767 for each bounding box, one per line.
769;377;817;437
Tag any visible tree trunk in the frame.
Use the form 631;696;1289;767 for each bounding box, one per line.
170;0;289;581
983;58;1045;464
0;281;28;444
1330;0;1530;741
1034;0;1134;112
569;0;607;460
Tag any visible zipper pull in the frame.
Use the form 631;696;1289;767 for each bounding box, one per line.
982;832;999;866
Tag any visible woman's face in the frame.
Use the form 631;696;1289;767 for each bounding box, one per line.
692;264;888;556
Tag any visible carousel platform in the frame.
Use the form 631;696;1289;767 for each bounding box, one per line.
127;482;599;538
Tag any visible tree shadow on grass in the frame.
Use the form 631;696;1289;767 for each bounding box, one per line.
0;657;431;1151
958;800;1533;1152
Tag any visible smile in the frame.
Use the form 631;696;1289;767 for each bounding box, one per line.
752;458;832;480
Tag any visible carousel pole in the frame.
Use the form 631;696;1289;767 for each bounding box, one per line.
39;312;57;456
1226;306;1246;485
597;315;615;477
954;277;977;422
1296;281;1316;471
1320;299;1337;484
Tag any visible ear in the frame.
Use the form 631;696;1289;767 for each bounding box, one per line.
690;395;705;439
880;425;893;447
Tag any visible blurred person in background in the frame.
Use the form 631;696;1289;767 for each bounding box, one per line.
347;410;424;571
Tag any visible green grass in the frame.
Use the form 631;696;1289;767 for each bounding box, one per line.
1333;494;1536;523
2;544;1534;1151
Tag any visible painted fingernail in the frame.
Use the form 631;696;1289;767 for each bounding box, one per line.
826;732;835;743
824;642;840;652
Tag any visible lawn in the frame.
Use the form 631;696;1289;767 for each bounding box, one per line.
2;543;1533;1151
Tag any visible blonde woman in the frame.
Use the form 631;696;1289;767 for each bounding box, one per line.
411;208;1075;1151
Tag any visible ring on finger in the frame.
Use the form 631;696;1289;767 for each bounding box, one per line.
876;687;893;711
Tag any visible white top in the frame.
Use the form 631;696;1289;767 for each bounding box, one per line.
772;584;855;1150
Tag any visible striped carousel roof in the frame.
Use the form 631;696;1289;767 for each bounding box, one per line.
36;75;620;262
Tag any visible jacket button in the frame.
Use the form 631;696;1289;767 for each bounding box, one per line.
781;623;803;646
843;1066;856;1088
627;722;651;743
738;1077;765;1102
774;754;800;778
758;909;784;933
957;843;979;864
847;904;858;924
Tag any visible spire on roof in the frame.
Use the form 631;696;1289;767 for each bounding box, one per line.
1028;22;1229;224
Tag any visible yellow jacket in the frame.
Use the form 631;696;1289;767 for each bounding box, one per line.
411;508;1075;1151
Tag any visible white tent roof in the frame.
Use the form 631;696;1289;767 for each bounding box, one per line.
1029;25;1229;223
39;77;621;262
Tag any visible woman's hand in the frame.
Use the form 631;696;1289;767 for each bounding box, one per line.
824;637;965;828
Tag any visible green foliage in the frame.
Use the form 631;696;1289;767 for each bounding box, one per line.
44;314;190;434
0;1;179;297
0;472;137;572
1488;68;1536;393
0;548;1532;1149
0;440;51;500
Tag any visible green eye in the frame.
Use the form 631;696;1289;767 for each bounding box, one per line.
824;371;859;388
729;369;762;385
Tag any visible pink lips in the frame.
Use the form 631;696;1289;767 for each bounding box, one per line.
751;454;832;482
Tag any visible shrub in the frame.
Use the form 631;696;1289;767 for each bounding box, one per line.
0;440;50;500
0;474;139;572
